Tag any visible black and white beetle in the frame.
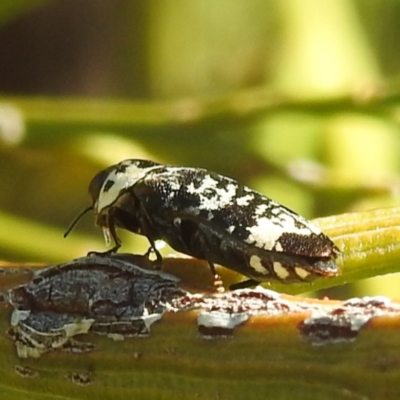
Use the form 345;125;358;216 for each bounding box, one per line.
64;159;340;289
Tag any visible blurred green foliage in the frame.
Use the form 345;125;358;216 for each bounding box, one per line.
0;0;49;24
0;0;400;298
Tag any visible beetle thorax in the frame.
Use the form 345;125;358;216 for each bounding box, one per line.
95;162;162;213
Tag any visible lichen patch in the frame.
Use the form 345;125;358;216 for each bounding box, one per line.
14;364;39;378
66;372;92;386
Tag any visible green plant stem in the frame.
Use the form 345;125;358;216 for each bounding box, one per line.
1;88;399;140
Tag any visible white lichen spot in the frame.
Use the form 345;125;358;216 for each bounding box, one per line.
16;344;43;359
273;262;290;279
108;333;125;341
66;372;92;386
294;267;310;279
249;255;269;274
10;310;30;326
197;312;249;333
14;364;38;378
143;313;164;329
173;217;181;226
63;319;95;338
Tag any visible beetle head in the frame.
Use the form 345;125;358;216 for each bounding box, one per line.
64;159;163;239
93;159;163;214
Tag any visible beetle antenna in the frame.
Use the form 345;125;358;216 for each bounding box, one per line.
63;206;93;238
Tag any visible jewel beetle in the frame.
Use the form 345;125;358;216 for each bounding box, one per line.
64;159;340;289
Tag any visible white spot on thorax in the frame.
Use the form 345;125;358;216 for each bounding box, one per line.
273;262;290;279
96;162;162;212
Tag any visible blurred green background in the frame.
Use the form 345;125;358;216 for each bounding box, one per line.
1;0;400;298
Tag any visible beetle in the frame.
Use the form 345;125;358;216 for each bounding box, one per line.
64;159;340;289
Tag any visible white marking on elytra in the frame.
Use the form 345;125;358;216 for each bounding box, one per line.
255;204;269;216
187;174;219;195
249;255;269;274
236;194;254;206
187;174;238;210
270;208;282;215
273;262;290;279
294;267;310;279
96;162;162;212
245;211;321;251
167;177;182;191
168;192;175;201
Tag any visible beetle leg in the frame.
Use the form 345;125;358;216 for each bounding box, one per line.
194;230;224;291
106;208;122;252
229;279;259;290
207;260;224;291
88;208;121;257
133;200;163;265
144;242;163;265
